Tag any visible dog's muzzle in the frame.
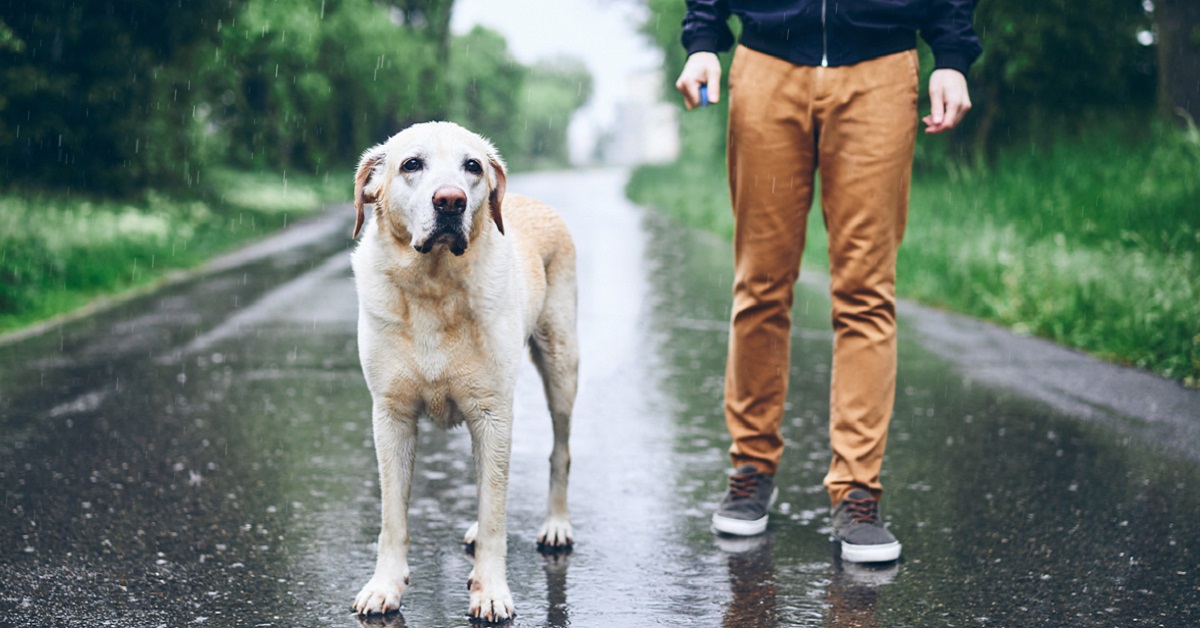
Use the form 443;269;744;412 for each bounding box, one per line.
414;186;470;256
414;225;468;256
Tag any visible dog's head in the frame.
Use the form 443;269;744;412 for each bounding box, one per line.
353;121;507;255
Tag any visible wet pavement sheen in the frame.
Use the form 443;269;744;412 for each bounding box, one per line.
2;170;1198;627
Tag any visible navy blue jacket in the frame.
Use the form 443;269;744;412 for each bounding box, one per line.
682;0;982;75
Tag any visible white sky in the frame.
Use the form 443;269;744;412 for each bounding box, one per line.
450;0;664;129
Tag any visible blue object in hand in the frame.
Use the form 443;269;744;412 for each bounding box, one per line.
699;84;710;108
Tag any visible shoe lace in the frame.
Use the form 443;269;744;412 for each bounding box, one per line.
843;495;881;525
728;472;762;499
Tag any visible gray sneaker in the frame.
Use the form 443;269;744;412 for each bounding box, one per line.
711;465;778;536
830;488;901;563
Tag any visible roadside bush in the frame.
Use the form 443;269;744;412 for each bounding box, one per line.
0;169;344;334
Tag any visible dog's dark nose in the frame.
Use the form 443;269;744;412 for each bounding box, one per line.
432;186;467;214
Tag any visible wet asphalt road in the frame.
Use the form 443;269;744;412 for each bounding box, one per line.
2;169;1199;627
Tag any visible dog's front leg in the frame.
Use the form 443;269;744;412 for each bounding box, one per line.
354;409;418;615
466;409;515;623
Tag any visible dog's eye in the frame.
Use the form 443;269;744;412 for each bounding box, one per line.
464;159;483;175
401;158;423;173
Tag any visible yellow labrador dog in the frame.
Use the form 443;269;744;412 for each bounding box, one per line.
349;122;577;622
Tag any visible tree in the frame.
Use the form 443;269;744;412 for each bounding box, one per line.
382;0;457;121
392;0;456;62
1155;0;1200;124
964;0;1156;160
517;57;593;168
446;26;529;161
202;0;452;171
446;28;592;170
0;18;20;52
0;0;243;193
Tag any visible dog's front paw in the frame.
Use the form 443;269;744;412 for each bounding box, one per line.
537;516;573;550
467;571;514;624
353;573;409;616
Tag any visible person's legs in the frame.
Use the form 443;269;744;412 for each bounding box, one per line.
724;45;818;477
815;50;919;508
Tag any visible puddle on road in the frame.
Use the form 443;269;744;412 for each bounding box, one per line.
1;171;1197;626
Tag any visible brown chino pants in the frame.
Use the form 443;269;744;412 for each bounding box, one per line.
723;45;918;506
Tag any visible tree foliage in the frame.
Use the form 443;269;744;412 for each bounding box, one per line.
516;57;593;168
0;0;243;194
446;26;529;164
1155;0;1200;124
1;0;593;196
443;27;591;169
963;0;1156;159
203;0;448;172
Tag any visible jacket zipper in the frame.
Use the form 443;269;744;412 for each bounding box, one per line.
821;0;829;66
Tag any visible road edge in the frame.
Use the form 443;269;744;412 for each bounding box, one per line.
0;204;354;349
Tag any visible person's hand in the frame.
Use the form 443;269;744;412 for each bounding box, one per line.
675;52;722;110
923;69;972;134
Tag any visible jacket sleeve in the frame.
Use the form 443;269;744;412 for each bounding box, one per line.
921;0;983;75
681;0;734;55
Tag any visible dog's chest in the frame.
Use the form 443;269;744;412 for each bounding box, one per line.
363;284;519;428
384;289;488;372
368;319;487;428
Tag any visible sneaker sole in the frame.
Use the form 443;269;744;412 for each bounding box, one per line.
712;512;768;536
840;539;901;563
711;487;778;536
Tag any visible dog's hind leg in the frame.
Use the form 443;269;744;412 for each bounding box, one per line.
353;408;418;616
530;289;578;550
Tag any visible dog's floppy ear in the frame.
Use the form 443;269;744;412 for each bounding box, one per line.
488;153;507;235
353;145;386;239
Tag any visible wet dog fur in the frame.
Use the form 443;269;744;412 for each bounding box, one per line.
349;122;577;622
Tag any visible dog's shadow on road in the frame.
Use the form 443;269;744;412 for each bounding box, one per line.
541;548;572;627
353;611;409;628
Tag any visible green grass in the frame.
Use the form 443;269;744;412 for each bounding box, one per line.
627;128;1200;386
0;168;347;336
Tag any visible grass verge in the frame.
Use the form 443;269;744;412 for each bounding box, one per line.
627;128;1200;386
0;168;347;337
